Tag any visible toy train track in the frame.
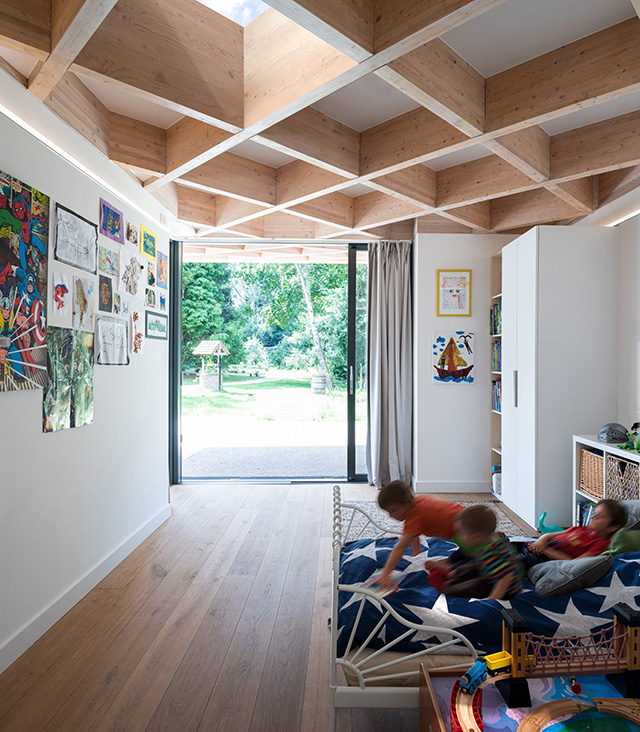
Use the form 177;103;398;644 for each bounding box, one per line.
451;681;484;732
517;698;640;732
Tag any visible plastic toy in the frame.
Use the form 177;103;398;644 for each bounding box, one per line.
569;676;581;694
538;511;563;534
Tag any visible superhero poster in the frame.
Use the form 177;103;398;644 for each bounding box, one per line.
43;327;94;432
0;169;49;392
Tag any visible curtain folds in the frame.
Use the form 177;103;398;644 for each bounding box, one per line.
366;240;413;488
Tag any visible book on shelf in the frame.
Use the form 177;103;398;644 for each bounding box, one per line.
576;500;595;527
491;339;502;372
491;378;502;412
490;302;502;336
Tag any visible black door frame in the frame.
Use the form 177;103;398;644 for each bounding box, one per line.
347;242;368;482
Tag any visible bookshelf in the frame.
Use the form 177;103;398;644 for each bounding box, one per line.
490;253;502;497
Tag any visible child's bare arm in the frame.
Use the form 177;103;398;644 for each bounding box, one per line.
378;534;414;588
424;558;451;571
528;531;563;553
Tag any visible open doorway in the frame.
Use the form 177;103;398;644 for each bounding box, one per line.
172;242;367;482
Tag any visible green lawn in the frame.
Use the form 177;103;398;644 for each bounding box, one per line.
182;370;359;422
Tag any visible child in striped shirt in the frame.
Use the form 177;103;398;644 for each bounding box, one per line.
424;504;524;600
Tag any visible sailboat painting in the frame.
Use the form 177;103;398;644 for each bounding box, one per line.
432;331;475;383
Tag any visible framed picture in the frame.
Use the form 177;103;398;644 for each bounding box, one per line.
432;331;475;384
437;269;472;316
99;198;124;244
145;311;168;340
55;203;98;273
140;224;157;261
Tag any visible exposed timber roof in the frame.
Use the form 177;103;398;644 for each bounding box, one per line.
1;0;640;246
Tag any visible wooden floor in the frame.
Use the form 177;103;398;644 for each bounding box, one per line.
0;484;535;732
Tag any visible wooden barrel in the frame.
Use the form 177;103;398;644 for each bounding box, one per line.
311;374;326;394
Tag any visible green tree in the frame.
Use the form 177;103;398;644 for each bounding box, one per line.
181;263;247;368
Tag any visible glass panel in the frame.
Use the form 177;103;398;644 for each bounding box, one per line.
354;251;368;476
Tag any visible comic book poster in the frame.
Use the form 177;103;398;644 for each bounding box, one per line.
43;327;94;432
0;169;49;392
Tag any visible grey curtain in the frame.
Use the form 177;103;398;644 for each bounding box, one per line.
366;240;413;488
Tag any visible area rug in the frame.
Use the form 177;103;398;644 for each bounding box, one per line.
341;500;531;540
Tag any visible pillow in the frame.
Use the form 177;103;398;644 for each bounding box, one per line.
621;500;640;530
527;554;612;597
603;528;640;555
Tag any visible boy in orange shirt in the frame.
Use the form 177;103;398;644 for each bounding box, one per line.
376;480;464;591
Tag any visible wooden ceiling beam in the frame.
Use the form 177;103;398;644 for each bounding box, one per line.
108;113;166;175
264;0;374;61
0;0;50;59
255;107;360;177
374;0;509;55
177;187;217;228
542;177;597;215
490;189;580;230
362;219;415;240
276;160;351;205
180;153;277;206
72;0;244;131
286;191;354;228
483;126;551;182
44;71;110;156
215;197;270;228
436;155;539;208
367;165;437;208
28;0;118;101
486;18;640;134
598;166;640;207
360;107;470;176
376;38;485;136
416;214;473;234
550;110;640;180
164;118;235;180
263;210;318;239
439;201;491;230
353;190;425;228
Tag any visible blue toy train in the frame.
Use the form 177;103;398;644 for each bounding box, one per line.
459;659;487;694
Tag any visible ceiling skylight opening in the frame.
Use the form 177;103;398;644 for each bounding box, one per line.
196;0;269;26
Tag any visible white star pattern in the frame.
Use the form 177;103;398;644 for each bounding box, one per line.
532;598;611;639
587;571;640;614
340;541;381;567
405;593;479;644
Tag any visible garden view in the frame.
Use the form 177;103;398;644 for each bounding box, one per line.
181;259;367;478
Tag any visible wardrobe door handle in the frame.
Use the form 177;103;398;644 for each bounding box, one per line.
513;370;518;408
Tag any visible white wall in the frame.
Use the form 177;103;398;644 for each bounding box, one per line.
413;233;515;493
617;214;640;429
0;113;171;673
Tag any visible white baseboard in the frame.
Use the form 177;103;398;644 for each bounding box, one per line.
0;504;171;675
412;480;491;494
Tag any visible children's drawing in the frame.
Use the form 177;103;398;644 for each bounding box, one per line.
432;331;475;383
147;260;156;287
54;203;97;273
122;299;129;315
99;245;119;277
113;292;121;315
159;293;166;312
140;224;157;261
125;220;138;245
98;274;113;313
437;269;472;316
0;169;50;392
145;287;156;309
96;315;129;365
120;251;145;297
43;328;94;432
145;311;168;340
73;276;96;331
157;251;168;289
52;271;70;316
131;309;144;355
99;198;124;244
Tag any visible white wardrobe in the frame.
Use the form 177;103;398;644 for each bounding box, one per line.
501;226;618;529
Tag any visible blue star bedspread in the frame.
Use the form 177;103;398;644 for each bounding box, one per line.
337;537;640;657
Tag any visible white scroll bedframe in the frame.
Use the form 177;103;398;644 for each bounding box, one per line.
329;485;477;732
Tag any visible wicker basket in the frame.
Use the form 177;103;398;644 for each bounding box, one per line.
606;454;640;501
579;449;604;499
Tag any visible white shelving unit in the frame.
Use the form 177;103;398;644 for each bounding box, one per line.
573;434;640;526
490;252;502;496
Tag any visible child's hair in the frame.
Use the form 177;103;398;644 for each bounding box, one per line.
377;480;414;510
596;498;627;529
457;504;496;535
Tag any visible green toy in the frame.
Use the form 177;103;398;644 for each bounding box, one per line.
538;511;564;534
